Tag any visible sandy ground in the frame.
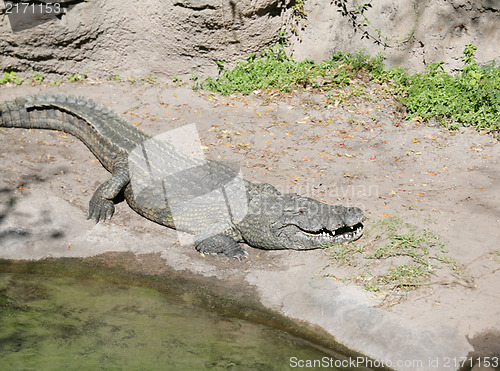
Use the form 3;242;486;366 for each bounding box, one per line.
1;80;499;370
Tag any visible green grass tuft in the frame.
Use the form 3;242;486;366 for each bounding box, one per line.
321;216;469;305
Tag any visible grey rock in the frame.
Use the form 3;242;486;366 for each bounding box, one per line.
1;0;496;77
0;0;291;77
289;0;499;72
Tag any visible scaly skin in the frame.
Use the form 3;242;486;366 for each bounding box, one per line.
0;94;364;259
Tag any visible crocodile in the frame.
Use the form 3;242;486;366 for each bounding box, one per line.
0;94;363;259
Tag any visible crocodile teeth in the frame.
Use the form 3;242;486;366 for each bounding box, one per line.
315;231;335;239
302;226;364;240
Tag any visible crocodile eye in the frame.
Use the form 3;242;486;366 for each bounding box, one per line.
298;209;307;215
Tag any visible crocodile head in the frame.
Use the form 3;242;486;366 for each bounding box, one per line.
241;188;364;250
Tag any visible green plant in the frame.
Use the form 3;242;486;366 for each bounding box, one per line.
276;30;288;46
322;216;467;305
432;254;461;272
28;72;44;85
51;78;63;86
379;264;433;287
330;50;384;73
364;282;380;292
194;46;383;95
67;72;87;82
332;0;417;48
140;75;158;85
293;0;307;19
109;74;123;83
215;60;225;75
0;71;23;85
393;43;499;132
367;229;440;268
326;243;364;265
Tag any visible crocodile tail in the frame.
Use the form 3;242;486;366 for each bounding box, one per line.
1;94;105;133
0;94;150;171
1;92;148;148
1;94;87;132
0;96;31;128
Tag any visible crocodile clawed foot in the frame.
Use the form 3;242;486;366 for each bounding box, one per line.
88;198;115;223
224;248;249;261
195;235;248;261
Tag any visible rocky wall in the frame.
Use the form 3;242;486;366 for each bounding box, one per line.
289;0;499;72
0;0;292;77
0;0;498;78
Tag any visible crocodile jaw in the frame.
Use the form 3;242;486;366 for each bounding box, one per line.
267;195;364;250
296;222;364;247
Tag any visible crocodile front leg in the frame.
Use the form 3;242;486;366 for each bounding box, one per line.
195;235;248;260
88;155;130;223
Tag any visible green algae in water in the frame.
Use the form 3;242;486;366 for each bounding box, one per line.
0;272;340;370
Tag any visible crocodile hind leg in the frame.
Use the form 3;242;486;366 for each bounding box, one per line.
195;235;249;260
88;155;130;223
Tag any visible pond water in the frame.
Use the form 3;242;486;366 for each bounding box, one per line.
0;260;369;370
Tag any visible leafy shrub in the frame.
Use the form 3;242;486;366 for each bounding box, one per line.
395;43;499;131
0;71;23;85
330;50;385;76
194;46;382;95
28;72;44;85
